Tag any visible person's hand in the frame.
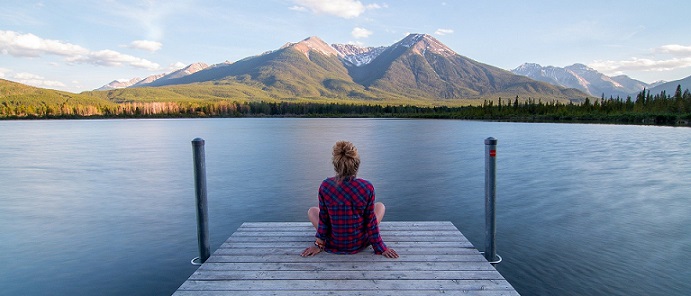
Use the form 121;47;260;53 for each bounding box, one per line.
301;245;322;257
382;248;399;258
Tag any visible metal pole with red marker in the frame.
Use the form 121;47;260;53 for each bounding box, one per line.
484;137;501;264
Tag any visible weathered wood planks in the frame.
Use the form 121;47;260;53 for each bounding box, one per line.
174;221;519;295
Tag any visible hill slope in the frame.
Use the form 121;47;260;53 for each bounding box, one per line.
1;78;111;106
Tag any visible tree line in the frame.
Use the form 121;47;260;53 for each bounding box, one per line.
2;85;690;125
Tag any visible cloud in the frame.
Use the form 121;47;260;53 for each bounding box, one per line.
129;40;162;52
590;57;691;73
352;27;373;39
347;40;366;47
366;3;387;9
0;67;9;78
292;0;383;18
435;29;454;36
289;5;307;11
0;30;88;57
0;30;160;70
590;44;691;74
12;72;66;88
170;62;187;70
655;44;691;55
66;49;160;70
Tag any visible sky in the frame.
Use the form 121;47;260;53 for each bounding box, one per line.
2;0;690;93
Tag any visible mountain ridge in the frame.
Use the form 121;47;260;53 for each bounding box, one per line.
511;62;652;98
647;75;691;96
95;34;588;102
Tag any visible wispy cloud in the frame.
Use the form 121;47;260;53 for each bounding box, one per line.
66;49;160;70
590;44;691;74
435;29;454;36
655;44;691;55
101;0;196;41
352;27;373;39
590;57;691;73
0;30;160;70
366;3;387;9
128;40;162;52
291;0;384;19
288;5;307;12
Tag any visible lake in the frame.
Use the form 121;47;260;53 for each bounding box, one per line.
0;118;689;295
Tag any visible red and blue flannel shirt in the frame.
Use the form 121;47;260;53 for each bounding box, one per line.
315;176;387;254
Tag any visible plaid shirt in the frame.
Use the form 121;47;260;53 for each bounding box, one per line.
315;177;387;254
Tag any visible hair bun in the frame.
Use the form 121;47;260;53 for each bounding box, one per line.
333;141;358;158
332;141;360;178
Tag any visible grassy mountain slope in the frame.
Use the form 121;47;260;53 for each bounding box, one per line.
1;78;113;106
148;45;370;100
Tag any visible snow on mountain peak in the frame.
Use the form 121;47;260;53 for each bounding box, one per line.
514;63;543;73
395;33;456;57
400;34;425;48
331;43;386;67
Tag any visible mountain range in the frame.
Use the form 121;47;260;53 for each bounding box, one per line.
96;34;587;103
97;62;209;90
511;63;665;98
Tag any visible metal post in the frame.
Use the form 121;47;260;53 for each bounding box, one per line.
192;138;210;265
484;137;501;264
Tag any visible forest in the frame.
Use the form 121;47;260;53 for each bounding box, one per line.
2;85;690;126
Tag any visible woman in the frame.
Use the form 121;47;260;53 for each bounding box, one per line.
301;141;398;258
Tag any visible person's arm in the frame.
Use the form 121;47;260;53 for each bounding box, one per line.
363;184;387;254
302;182;330;257
316;183;331;242
363;182;398;258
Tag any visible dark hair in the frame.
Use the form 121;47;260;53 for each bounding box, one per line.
332;141;360;179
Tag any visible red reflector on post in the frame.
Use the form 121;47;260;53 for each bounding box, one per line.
489;150;496;157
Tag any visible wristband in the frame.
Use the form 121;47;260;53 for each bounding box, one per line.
314;240;325;250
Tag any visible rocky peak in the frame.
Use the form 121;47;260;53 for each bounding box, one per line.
513;63;544;74
565;63;596;73
183;62;209;73
96;77;142;90
132;73;166;87
166;62;209;80
282;36;341;58
395;33;456;57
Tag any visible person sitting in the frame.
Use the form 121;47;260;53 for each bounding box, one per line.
301;141;398;259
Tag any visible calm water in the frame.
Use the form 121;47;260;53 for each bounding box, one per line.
0;118;689;295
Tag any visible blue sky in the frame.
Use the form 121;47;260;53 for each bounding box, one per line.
2;0;690;93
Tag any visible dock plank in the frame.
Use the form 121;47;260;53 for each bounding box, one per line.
174;221;518;295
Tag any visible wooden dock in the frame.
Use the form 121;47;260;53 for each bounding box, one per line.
174;221;519;295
